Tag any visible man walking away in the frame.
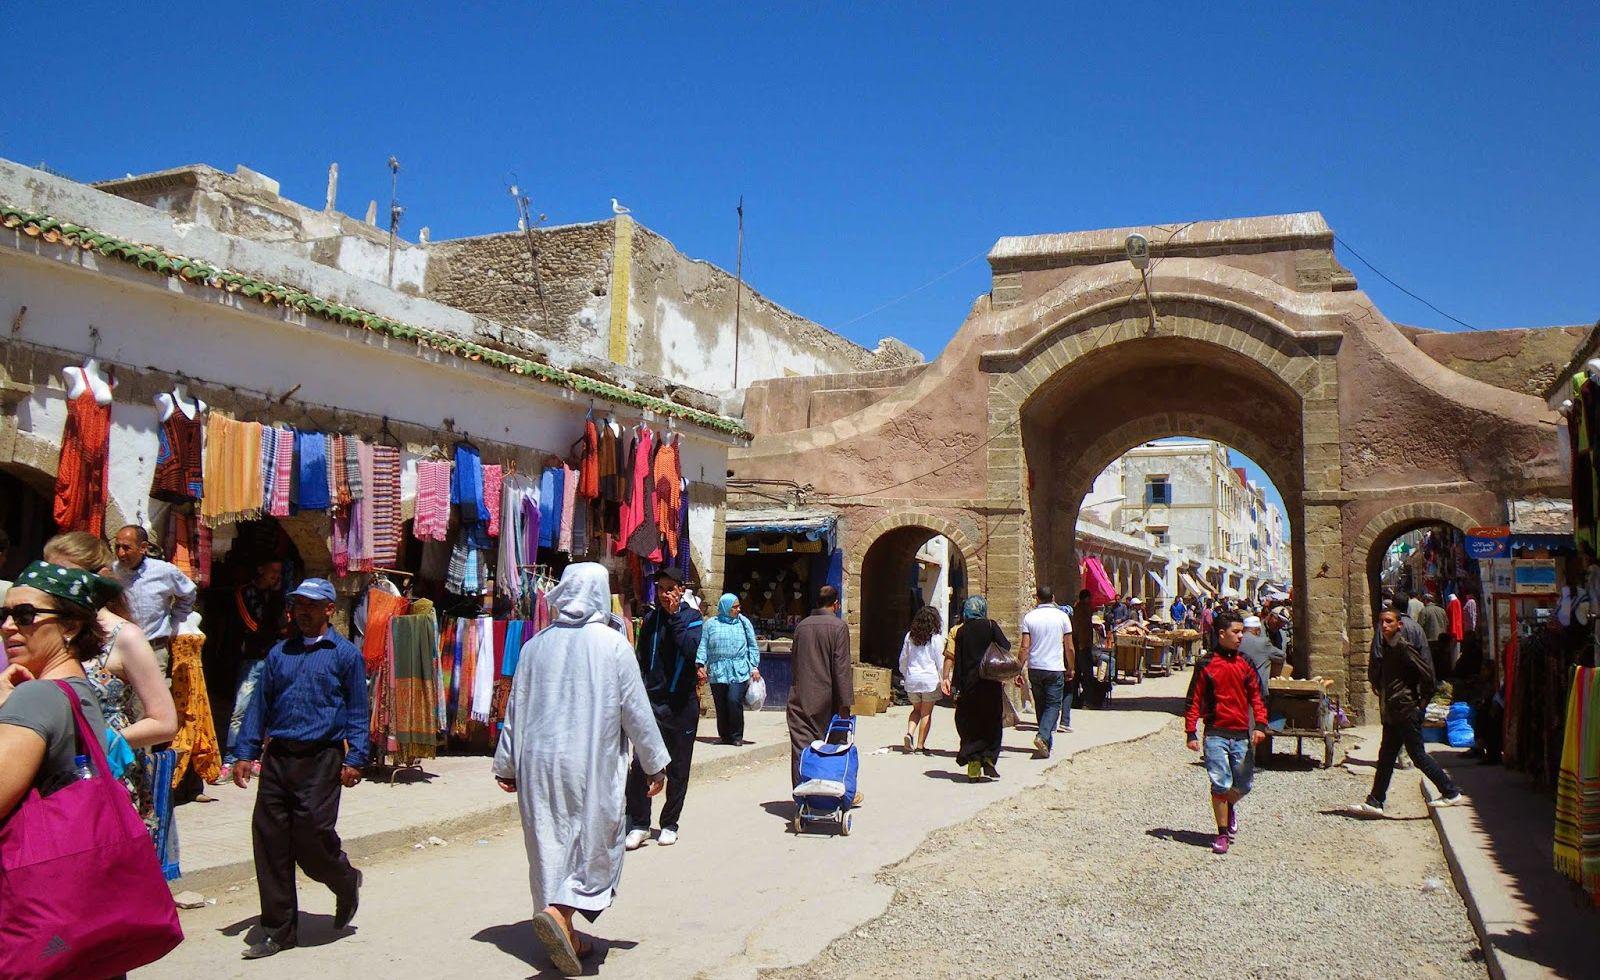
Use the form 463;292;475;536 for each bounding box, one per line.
1359;608;1467;816
1405;591;1425;622
219;559;285;784
113;524;197;679
233;578;367;960
1020;586;1074;758
787;585;853;795
1185;612;1267;855
493;563;670;976
624;568;703;849
1238;616;1286;701
1414;593;1450;679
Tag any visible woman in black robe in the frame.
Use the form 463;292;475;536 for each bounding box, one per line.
947;595;1009;782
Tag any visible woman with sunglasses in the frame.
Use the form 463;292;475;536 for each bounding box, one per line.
0;562;117;820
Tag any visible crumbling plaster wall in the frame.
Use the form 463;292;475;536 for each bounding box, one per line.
1401;325;1588;398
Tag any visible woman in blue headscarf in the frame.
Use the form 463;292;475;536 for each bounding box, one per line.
695;594;762;745
944;595;1011;782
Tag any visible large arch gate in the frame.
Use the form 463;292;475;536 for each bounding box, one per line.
978;297;1351;699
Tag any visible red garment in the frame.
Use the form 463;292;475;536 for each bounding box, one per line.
361;589;410;671
616;427;654;555
53;381;112;536
578;420;600;500
150;404;204;503
1446;596;1465;642
653;438;681;559
1185;649;1267;737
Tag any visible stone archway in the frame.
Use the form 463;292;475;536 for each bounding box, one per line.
844;511;977;667
1346;501;1485;663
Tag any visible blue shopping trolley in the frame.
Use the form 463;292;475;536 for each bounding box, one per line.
792;714;859;836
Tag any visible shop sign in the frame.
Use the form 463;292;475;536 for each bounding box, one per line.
1465;525;1511;559
1511;559;1558;595
1481;559;1515;594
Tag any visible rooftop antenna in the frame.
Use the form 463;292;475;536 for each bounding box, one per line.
386;156;404;288
509;177;551;321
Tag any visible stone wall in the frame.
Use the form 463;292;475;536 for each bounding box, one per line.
1405;325;1587;398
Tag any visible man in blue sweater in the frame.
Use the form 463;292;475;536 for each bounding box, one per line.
234;578;368;960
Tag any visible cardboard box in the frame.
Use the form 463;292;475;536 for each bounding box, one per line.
851;692;888;716
853;664;892;701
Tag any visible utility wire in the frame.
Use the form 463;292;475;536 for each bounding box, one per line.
834;250;988;330
1333;235;1479;331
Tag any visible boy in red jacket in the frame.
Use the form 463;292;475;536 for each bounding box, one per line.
1185;611;1268;854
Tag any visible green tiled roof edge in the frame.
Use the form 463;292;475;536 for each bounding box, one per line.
0;203;750;437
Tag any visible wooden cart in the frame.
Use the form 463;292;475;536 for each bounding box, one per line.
1262;678;1340;769
1112;635;1146;684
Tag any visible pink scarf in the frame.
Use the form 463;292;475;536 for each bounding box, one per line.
414;460;452;541
483;465;504;538
268;427;294;518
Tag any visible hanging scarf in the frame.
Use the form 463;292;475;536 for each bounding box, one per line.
371;445;402;568
259;426;279;514
579;419;600;499
360;588;410;671
391;607;441;764
200;416;265;526
293;431;330;510
344;435;365;502
414;460;452;541
559;464;577;553
1554;665;1600;902
483;464;504;538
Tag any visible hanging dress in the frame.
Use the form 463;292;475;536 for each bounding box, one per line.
53;370;113;535
149;399;204;503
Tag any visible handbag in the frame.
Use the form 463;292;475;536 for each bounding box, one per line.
0;680;184;978
978;622;1021;682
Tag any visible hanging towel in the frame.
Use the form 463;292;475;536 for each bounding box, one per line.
559;464;577;553
414;460;452;541
483;464;504;538
371;445;402;568
293;431;330;510
268;427;294;518
471;616;495;723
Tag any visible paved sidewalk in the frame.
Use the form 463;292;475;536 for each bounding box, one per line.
173;710;795;893
1421;746;1600;979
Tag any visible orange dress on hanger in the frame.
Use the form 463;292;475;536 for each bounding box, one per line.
53;373;113;536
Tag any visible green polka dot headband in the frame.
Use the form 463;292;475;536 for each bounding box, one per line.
15;561;123;611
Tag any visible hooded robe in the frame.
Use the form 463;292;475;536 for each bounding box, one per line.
493;562;670;917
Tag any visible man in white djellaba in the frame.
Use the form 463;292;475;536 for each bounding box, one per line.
493;562;671;975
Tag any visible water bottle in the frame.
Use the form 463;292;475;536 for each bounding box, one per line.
73;754;93;781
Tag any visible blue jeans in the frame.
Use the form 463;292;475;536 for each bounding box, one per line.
224;658;266;764
1202;734;1255;798
710;680;749;744
1029;669;1065;749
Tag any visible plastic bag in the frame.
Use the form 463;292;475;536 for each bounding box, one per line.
744;676;767;710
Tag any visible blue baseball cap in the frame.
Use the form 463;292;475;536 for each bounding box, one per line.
288;578;336;602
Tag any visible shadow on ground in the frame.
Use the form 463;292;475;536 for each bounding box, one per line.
1144;827;1216;849
218;912;353;948
472;921;637;978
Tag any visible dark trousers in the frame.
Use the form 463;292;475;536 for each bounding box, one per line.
1367;714;1459;806
251;741;357;947
626;699;697;831
710;681;749;744
1028;669;1065;749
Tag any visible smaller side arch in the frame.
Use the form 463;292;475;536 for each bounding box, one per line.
843;510;979;667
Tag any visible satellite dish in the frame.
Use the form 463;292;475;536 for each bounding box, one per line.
1126;233;1150;271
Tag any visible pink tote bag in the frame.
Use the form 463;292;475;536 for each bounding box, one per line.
0;680;183;978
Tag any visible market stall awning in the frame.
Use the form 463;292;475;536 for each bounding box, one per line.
1179;571;1214;597
1147;569;1168;595
726;512;837;552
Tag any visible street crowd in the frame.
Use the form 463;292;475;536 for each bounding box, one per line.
0;527;1469;976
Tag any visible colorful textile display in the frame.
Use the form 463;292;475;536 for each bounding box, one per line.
496;473;540;605
390;603;441;765
268;426;294;518
53;384;113;535
361;588;410;672
200;415;265;526
414;460;452;541
471;615;495;723
371;445;403;568
167;633;221;788
1554;665;1600;904
483;465;504;538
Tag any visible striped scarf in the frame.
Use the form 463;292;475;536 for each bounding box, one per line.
268;426;294;518
414;461;452;541
371;445;402;568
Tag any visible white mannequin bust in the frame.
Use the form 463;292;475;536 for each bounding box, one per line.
154;383;206;422
64;358;115;405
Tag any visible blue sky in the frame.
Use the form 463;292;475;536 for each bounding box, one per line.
3;4;1594;511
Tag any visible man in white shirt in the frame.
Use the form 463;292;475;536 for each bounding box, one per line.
113;524;198;679
1019;586;1075;759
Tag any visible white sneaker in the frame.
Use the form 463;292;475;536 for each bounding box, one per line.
624;828;650;850
1428;793;1468;809
1356;801;1386;817
656;828;678;846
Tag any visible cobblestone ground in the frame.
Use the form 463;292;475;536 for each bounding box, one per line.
768;719;1484;980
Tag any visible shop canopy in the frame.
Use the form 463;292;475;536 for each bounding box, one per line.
725;511;837;553
1178;571;1215;597
1147;569;1168;595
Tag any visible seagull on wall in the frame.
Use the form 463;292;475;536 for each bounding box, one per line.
610;198;631;215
